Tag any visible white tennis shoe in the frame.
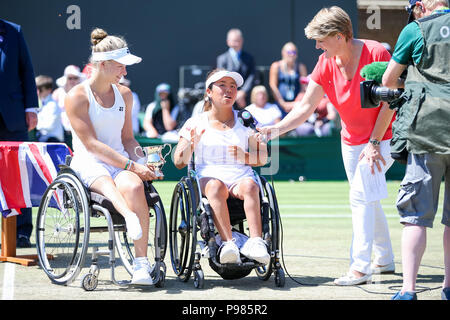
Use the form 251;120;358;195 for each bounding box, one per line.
240;237;270;265
131;257;153;285
219;239;241;264
334;272;372;286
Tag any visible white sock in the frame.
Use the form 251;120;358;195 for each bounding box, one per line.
124;213;143;241
134;256;148;267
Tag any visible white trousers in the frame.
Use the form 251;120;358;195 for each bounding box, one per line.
341;140;395;274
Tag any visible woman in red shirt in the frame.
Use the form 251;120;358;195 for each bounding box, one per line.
259;6;396;286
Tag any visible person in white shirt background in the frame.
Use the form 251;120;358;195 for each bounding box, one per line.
52;65;85;133
245;85;281;127
35;75;64;142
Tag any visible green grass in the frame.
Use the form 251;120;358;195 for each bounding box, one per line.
29;179;444;226
20;179;447;299
148;179;404;216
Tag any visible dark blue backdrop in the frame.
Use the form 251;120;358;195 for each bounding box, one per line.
0;0;357;106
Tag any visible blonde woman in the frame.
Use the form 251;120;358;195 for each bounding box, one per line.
173;69;270;265
245;85;281;127
269;42;308;116
65;28;160;285
259;7;396;286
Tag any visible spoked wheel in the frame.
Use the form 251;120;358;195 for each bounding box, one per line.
255;177;283;285
169;177;198;282
81;272;98;291
36;173;90;285
115;184;168;276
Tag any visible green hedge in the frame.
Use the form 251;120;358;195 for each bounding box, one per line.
135;133;406;181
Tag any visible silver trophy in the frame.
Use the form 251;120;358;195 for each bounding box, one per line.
135;144;172;178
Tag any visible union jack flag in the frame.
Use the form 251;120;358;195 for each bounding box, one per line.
0;142;72;218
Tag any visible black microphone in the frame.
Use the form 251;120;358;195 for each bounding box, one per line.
237;109;257;131
238;109;268;143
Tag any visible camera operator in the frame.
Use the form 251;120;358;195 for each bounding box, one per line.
382;0;450;300
143;83;180;142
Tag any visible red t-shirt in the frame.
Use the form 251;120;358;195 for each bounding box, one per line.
310;40;393;146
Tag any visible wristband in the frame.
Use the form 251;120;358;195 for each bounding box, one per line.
124;159;131;170
369;139;380;146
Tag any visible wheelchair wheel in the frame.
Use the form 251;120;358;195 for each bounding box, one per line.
36;173;90;285
169;177;198;282
193;269;204;289
115;197;168;276
81;272;98;291
255;177;282;282
274;267;286;287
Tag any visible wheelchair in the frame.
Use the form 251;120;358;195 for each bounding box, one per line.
168;165;285;289
35;156;167;291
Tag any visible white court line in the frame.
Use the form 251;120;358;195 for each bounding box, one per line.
279;204;396;208
281;213;399;218
278;203;398;218
2;263;15;300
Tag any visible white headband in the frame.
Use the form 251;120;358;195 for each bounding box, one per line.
205;70;244;89
91;47;142;65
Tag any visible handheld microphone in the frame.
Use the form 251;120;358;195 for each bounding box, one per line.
237;109;257;131
238;109;268;143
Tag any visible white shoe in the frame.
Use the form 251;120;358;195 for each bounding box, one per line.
219;239;241;264
334;272;372;286
131;257;153;285
124;213;142;241
371;262;395;274
240;237;270;265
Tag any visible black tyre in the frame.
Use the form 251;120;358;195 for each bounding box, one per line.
169;177;198;282
194;269;204;289
255;177;281;282
36;173;90;285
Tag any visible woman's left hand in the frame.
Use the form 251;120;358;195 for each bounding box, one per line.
359;143;386;174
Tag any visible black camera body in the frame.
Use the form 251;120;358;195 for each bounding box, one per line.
360;80;404;108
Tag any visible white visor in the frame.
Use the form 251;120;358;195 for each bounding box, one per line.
91;47;142;65
205;70;244;89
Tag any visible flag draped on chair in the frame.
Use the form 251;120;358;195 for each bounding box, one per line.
0;142;72;218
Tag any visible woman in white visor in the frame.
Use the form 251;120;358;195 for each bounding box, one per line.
174;69;270;265
65;28;160;285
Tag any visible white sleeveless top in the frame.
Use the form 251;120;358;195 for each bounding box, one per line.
71;82;129;166
178;110;255;186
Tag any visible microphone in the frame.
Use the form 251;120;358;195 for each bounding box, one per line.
237;109;257;131
238;109;268;143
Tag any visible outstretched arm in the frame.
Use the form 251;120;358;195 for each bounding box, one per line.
260;79;324;140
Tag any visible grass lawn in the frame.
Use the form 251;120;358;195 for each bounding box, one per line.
10;179;446;300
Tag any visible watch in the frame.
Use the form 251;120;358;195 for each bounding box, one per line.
369;139;380;146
